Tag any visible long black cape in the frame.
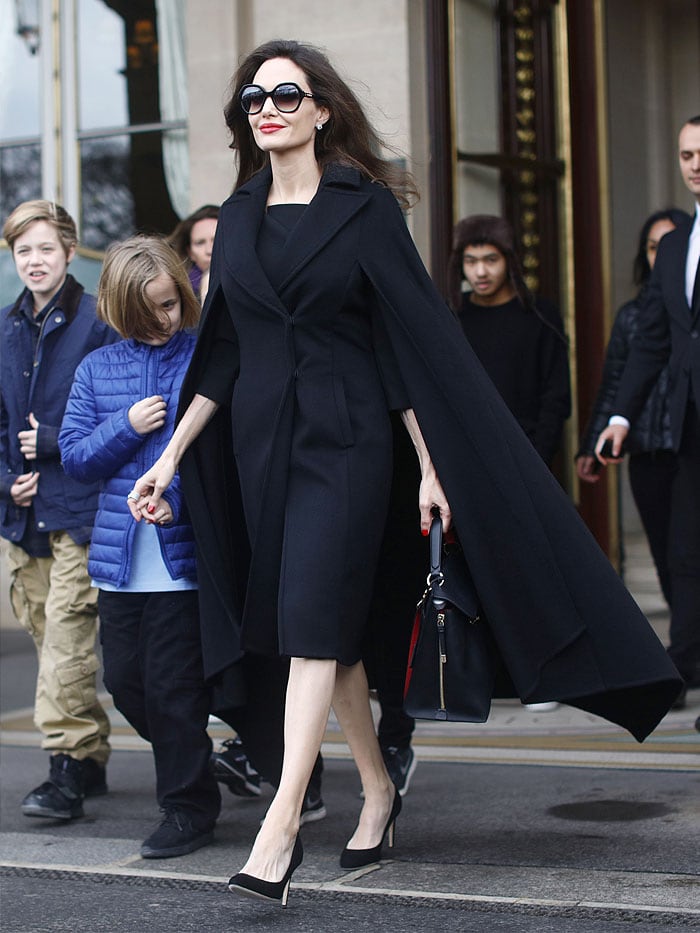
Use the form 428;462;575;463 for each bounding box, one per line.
178;166;681;740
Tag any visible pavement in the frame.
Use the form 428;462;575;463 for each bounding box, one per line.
0;533;699;932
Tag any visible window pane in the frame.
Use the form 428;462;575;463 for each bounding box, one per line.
453;0;501;218
454;0;500;153
80;136;134;250
77;0;128;130
80;130;178;250
0;144;41;221
0;21;41;140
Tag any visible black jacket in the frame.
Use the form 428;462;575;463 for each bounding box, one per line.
578;289;673;456
179;165;680;740
615;215;700;448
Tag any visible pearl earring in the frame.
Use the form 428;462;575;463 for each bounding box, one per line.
316;122;324;131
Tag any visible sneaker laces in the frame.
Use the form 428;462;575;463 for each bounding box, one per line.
159;808;188;832
49;755;84;797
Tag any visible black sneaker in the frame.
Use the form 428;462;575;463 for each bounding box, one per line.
382;745;417;797
81;757;108;797
299;789;327;825
209;737;262;798
140;808;214;859
21;755;85;820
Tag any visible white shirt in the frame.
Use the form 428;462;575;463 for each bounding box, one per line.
686;203;700;308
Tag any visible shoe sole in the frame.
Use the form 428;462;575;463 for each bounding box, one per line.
299;804;327;825
140;831;214;859
84;784;108;798
22;804;83;820
228;882;285;904
211;766;261;798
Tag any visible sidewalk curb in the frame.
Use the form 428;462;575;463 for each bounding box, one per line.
2;863;698;927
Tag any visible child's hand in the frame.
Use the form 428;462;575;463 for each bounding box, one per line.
11;470;39;507
145;498;174;526
128;396;167;435
17;412;39;459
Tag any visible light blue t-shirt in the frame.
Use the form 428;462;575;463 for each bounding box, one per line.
93;520;197;592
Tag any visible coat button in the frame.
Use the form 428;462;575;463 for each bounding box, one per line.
692;331;699;339
23;371;30;377
38;521;46;529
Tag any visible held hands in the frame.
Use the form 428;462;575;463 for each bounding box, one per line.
126;454;177;524
17;412;39;460
11;470;39;507
128;396;167;435
595;424;629;464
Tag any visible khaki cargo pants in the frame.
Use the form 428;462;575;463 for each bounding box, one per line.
7;533;111;764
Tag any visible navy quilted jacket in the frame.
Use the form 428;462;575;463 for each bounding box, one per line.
58;329;197;586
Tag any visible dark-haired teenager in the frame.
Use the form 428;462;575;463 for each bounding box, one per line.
448;214;570;469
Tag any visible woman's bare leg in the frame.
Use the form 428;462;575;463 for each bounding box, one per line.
238;657;335;881
332;660;395;850
237;657;395;880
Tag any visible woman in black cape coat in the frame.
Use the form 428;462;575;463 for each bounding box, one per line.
128;40;681;903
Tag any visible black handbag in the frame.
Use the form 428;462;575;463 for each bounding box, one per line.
403;513;495;722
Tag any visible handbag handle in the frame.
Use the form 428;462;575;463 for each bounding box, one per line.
428;508;445;590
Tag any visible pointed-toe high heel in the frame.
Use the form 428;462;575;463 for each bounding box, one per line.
340;788;402;869
228;835;303;907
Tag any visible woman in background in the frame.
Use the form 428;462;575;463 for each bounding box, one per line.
168;205;219;304
576;207;690;608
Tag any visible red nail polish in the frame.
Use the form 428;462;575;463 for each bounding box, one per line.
421;528;428;536
147;504;155;514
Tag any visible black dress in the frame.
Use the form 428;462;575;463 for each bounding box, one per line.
196;202;402;665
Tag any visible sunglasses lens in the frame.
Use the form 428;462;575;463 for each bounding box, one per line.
241;87;265;113
273;85;303;112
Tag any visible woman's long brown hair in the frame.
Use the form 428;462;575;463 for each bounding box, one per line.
223;39;418;211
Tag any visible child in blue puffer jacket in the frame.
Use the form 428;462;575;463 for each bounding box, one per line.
59;236;220;859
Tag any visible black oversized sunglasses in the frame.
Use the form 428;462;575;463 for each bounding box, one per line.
239;82;315;115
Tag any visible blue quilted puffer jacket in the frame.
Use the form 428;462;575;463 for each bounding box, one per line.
58;329;197;587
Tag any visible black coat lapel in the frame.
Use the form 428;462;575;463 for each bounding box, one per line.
220;165;371;311
275;168;371;292
221;169;288;317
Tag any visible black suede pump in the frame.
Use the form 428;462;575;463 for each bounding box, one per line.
339;788;402;869
228;835;303;907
